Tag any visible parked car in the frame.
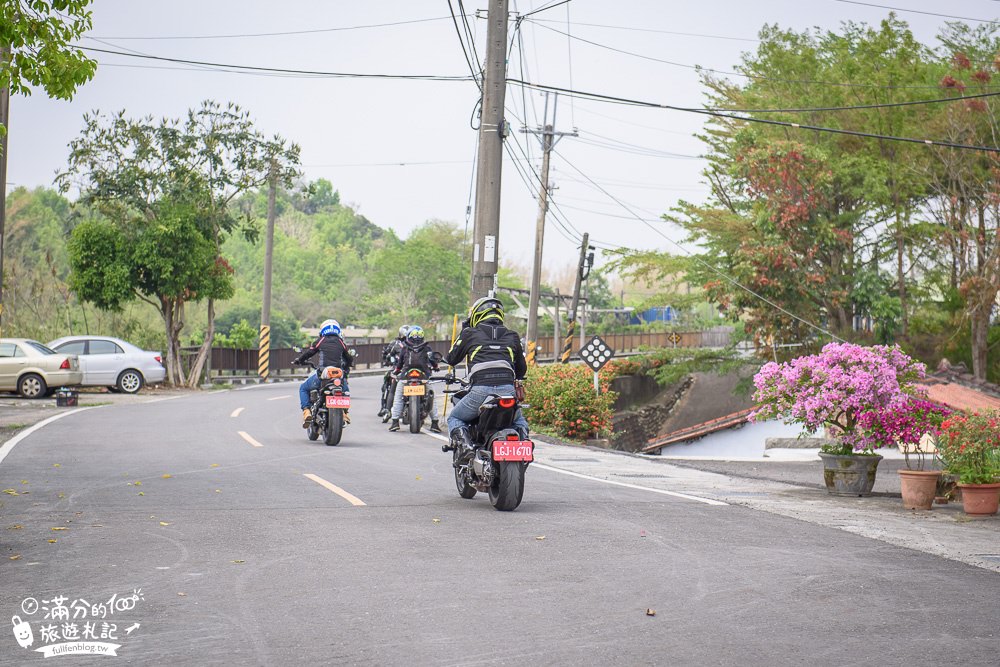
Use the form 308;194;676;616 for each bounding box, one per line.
0;338;83;399
47;336;166;394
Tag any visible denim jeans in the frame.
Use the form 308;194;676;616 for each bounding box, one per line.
299;373;349;410
446;383;529;436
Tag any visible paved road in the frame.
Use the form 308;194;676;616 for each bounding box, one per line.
1;377;998;666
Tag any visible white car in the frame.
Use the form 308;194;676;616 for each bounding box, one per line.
0;339;83;398
47;336;166;394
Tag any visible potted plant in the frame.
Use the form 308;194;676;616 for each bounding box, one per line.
936;411;1000;516
857;399;951;510
751;342;925;496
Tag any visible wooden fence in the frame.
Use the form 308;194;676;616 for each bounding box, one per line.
185;327;732;378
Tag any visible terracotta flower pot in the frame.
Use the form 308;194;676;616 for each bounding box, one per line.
957;482;1000;516
898;470;940;510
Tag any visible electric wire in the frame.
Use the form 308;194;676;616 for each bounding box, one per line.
832;0;1000;24
526;18;758;42
90;16;456;40
448;0;483;89
509;79;1000;153
521;0;573;19
550;146;845;342
77;44;474;80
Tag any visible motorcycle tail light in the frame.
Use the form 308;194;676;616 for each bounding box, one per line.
408;370;422;378
506;433;519;440
59;358;71;370
498;398;516;409
333;378;342;386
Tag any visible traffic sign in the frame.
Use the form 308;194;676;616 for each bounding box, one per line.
667;332;682;346
579;336;615;373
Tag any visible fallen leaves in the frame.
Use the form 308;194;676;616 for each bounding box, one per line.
50;527;68;531
3;489;20;496
7;524;23;530
161;474;172;479
159;522;171;527
9;554;21;560
47;539;57;544
646;609;656;617
432;518;441;524
53;464;61;468
138;492;145;496
231;560;245;564
535;536;546;541
177;592;187;597
210;464;220;468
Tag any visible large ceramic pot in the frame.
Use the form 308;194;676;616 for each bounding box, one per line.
898;470;940;510
956;482;1000;516
819;453;883;497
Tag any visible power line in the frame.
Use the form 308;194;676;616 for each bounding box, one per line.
524;19;991;90
447;1;483;89
508;79;1000;153
77;45;474;81
90;16;457;40
527;17;758;42
521;0;573;19
832;0;999;24
707;89;1000;114
551;147;845;342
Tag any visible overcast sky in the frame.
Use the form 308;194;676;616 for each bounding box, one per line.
6;0;989;276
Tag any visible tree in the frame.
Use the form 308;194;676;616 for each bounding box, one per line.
1;0;98;331
58;101;300;385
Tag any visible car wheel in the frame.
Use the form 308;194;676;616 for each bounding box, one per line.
17;374;47;399
117;369;144;394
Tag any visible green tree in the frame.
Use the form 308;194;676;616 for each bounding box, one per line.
58;101;300;385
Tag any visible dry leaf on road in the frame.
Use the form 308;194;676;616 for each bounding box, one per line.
646;609;656;616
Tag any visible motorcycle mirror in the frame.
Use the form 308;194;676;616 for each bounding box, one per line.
349;348;358;357
429;351;443;363
292;346;302;353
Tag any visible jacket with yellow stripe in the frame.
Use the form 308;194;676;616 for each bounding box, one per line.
445;322;527;387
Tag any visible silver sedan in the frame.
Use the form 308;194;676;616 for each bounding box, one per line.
48;335;166;394
0;339;83;398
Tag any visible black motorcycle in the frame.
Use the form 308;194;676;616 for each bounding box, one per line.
295;359;350;446
440;377;532;511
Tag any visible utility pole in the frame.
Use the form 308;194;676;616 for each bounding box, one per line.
0;47;9;336
258;159;277;382
561;233;592;364
524;92;577;365
469;0;509;303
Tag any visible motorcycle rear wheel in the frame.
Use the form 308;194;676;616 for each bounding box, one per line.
453;449;477;499
324;410;343;446
408;397;422;433
489;461;525;511
307;422;319;441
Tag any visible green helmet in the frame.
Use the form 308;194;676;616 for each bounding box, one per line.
468;296;505;327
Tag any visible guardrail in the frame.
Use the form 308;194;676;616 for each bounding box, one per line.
183;327;731;379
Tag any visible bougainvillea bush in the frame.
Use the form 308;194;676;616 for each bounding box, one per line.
936;411;1000;485
856;399;951;469
750;342;926;454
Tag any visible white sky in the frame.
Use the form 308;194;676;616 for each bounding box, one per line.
5;0;985;275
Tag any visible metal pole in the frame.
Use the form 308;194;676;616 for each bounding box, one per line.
553;290;561;362
525;120;553;365
593;371;599;395
0;52;9;336
469;0;509;303
561;232;588;363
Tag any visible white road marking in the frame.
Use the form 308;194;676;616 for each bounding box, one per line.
0;406;104;467
267;395;291;401
531;464;729;506
237;431;264;448
230;407;245;418
144;395;187;404
303;474;367;506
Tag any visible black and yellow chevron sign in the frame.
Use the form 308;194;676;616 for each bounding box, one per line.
526;339;537;366
258;325;271;381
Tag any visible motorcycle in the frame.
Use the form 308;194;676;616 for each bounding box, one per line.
396;351;444;433
378;342;402;420
440;376;533;511
294;359;350;446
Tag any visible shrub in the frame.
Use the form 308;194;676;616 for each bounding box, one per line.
937;411;1000;485
523;364;616;441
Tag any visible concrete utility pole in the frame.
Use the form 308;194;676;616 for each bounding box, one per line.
561;233;591;364
258;160;277;382
524;92;577;365
469;0;509;303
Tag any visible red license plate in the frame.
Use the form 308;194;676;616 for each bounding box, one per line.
326;396;351;409
493;441;533;462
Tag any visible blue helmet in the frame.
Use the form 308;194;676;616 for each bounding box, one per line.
320;319;341;337
406;326;425;344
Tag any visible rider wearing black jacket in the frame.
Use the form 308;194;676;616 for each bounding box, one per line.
388;326;441;433
444;296;529;449
378;325;411;419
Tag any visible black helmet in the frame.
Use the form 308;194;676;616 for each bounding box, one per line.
468;296;505;327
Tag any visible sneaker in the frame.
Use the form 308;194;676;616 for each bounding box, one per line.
430;420;442;434
388;419;400;432
301;408;312;429
381;413;391;424
343;411;351;425
377;408;387;418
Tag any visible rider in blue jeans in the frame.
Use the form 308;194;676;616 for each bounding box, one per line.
294;319;353;428
444;296;529;453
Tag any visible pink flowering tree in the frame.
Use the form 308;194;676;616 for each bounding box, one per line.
750;343;926;454
856;400;951;469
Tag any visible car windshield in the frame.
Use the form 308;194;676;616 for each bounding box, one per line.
26;341;57;355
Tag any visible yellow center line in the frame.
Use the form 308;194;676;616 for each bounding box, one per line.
231;407;245;418
303;474;367;506
237;431;264;448
267;395;291;401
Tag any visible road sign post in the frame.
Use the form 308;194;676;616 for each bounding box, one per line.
578;335;615;396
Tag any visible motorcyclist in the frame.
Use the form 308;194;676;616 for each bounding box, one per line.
388;326;442;433
293;319;353;428
378;325;411;420
444;296;529;453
